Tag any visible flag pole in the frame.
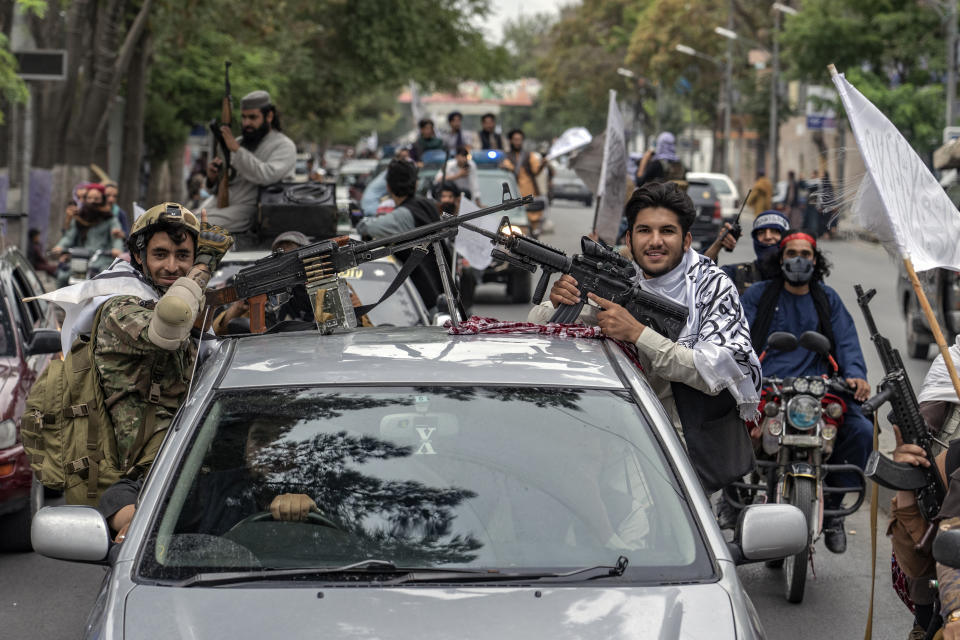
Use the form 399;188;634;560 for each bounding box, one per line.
828;63;960;402
903;256;960;400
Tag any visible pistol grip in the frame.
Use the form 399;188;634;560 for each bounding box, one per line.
532;271;552;305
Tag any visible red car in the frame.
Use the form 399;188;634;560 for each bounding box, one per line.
0;248;61;551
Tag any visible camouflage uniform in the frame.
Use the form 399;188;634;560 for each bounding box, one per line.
94;294;195;478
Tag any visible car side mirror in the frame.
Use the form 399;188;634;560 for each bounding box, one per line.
934;527;960;570
729;503;808;565
26;328;62;356
766;331;798;353
798;330;832;358
32;506;111;564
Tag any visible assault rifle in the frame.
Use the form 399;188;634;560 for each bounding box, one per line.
205;187;533;333
461;219;688;340
209;61;233;208
856;284;946;523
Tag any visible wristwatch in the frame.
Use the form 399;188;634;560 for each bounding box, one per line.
947;609;960;624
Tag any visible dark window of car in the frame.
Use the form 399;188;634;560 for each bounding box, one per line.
0;297;15;357
139;386;713;584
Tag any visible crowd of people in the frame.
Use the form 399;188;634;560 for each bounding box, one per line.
20;93;960;639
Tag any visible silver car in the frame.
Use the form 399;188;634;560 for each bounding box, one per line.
33;327;805;639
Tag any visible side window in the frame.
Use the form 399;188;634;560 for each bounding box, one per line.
13;253;49;317
10;271;41;329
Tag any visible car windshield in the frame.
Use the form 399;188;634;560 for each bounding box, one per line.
339;262;424;326
139;386;710;583
476;172;527;225
702;177;732;195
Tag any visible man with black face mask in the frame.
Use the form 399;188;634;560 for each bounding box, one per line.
702;210;789;295
740;231;873;553
203;90;296;243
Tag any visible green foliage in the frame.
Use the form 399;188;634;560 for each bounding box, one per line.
0;33;28;124
780;0;947;155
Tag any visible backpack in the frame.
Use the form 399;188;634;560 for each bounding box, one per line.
19;304;123;506
659;159;688;191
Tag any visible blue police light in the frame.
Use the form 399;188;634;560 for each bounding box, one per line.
474;149;503;165
487;150;498;159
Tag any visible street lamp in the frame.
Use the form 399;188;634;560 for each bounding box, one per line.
769;2;798;183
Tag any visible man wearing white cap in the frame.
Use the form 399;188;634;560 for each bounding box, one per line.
203;90;297;242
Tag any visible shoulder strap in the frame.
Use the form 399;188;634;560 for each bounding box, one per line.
749;279;785;355
809;281;837;359
72;301;112;500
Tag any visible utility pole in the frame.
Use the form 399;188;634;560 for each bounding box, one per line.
723;0;734;176
769;8;780;183
948;0;958;127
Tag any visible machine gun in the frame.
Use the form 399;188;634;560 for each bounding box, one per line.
209;61;233;208
460;219;688;340
205;187;533;333
856;284;946;523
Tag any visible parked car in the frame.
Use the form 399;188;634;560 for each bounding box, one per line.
0;248;61;551
33;326;806;639
686;178;724;251
335;159;379;210
210;253;433;328
549;168;593;207
687;172;739;217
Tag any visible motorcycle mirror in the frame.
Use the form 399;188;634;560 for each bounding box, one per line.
766;331;798;353
798;331;831;358
934;528;960;570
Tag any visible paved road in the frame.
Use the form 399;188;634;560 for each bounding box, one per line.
0;199;928;638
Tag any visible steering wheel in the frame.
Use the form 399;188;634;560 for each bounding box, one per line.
231;510;344;531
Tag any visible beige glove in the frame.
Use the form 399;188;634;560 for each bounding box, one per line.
269;494;318;521
194;222;234;271
148;276;203;349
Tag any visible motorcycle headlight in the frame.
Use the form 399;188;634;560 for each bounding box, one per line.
808;378;826;396
822;424;838;441
763;402;780;417
0;419;17;449
787;395;821;430
824;402;844;419
793;378;809;393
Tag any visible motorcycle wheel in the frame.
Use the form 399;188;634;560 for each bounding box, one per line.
783;476;815;604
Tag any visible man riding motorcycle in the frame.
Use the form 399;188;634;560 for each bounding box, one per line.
739;231;873;553
703;209;789;295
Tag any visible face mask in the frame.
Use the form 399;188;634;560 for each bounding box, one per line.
440;201;456;214
753;236;780;262
782;256;814;285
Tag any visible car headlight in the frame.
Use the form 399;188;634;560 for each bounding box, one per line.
0;419;17;449
793;378;809;393
787;395;822;430
807;378;826;396
502;225;525;236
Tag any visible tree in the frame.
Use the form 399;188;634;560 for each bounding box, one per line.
780;0;946;157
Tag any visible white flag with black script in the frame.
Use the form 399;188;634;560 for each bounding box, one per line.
595;90;627;245
832;69;960;272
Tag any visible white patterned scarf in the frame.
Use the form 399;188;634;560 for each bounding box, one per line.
637;247;762;419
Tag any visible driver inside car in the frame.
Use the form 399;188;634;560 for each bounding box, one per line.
98;421;317;542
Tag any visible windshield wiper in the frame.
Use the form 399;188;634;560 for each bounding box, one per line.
174;559;404;587
175;556;629;588
387;555;630;585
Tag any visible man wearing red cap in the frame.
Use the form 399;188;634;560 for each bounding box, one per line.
740;230;873;554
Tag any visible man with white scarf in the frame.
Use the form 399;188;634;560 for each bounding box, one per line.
528;182;761;493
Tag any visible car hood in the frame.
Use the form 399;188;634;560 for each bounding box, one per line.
124;584;733;639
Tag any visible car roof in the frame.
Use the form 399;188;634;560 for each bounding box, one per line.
217;326;628;390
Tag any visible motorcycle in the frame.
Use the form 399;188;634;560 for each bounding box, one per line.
726;330;867;604
56;248;105;287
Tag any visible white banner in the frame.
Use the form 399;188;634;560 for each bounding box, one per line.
546;127;592;161
595;90;627;244
454;197;496;271
832;70;960;272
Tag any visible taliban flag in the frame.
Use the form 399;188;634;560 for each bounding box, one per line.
593;90;628;244
831;67;960;271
